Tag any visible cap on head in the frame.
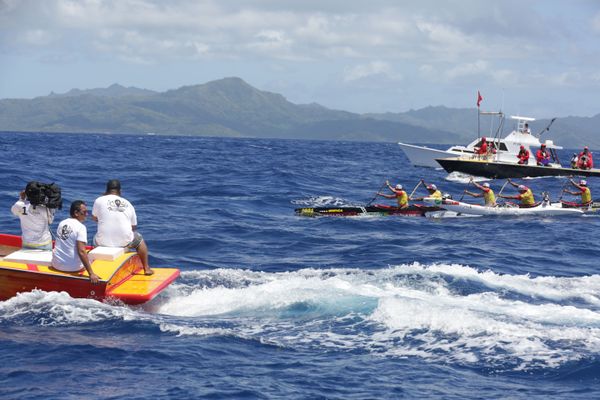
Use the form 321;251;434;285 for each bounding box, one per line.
482;182;490;188
395;184;403;190
520;145;525;149
482;137;486;141
580;179;587;186
584;146;589;150
541;144;546;148
427;184;437;190
106;179;121;192
518;185;527;192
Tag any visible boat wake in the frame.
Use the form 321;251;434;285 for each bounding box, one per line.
291;195;358;207
4;264;600;372
445;171;490;183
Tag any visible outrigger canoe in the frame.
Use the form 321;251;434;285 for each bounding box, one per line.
0;233;179;305
560;200;600;214
295;204;441;217
424;198;584;216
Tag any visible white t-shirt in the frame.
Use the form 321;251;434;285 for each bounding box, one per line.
92;194;137;247
11;199;55;248
52;218;88;272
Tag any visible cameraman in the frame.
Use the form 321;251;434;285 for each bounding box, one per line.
10;182;56;250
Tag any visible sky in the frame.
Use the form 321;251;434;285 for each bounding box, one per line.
1;0;600;117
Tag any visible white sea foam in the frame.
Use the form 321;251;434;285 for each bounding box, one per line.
291;196;354;207
0;289;144;326
156;264;600;369
444;172;489;184
4;264;600;370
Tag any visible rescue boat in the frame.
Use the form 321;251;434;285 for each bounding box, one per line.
0;233;179;305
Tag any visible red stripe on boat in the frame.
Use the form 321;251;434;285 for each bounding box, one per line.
26;264;39;271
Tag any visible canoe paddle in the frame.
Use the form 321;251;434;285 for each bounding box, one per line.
366;181;388;206
497;179;509;197
459;179;473;201
408;180;422;200
558;175;575;201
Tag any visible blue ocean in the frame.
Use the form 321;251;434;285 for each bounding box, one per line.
1;132;599;399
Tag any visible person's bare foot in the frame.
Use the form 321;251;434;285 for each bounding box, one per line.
143;267;154;276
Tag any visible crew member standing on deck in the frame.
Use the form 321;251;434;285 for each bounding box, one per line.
499;179;535;207
377;181;409;208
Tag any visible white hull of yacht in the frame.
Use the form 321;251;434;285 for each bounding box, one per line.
397;143;462;168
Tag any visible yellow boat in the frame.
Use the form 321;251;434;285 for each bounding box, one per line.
0;233;180;305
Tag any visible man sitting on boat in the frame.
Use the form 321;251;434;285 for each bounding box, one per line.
499;180;536;207
412;180;442;201
517;146;530;165
535;144;551;166
522;123;531;134
563;179;592;206
570;153;579;169
377;181;409;208
52;200;100;284
92;179;154;276
464;179;496;207
475;137;488;156
577;147;593;170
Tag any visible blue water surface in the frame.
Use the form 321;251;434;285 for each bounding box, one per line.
1;132;599;399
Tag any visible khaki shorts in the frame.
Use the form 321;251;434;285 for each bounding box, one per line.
126;231;144;249
94;231;143;249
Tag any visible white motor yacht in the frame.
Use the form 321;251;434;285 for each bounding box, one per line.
398;115;562;168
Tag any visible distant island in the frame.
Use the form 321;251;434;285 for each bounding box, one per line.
1;77;599;147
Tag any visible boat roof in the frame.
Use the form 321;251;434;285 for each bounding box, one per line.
510;115;536;122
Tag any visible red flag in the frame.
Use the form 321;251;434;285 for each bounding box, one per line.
477;91;483;107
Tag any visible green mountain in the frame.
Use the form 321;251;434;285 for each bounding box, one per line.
0;77;461;143
1;77;597;147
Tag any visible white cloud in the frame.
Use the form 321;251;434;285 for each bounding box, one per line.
592;12;600;32
343;61;400;82
445;60;488;80
20;29;57;46
2;0;600;116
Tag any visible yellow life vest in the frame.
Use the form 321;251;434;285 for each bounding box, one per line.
519;189;535;206
483;189;496;206
582;187;592;204
396;191;408;208
431;190;442;199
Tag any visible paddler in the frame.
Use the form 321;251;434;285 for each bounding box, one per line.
464;178;496;206
412;180;443;201
377;180;409;208
563;179;592;205
499;179;535;207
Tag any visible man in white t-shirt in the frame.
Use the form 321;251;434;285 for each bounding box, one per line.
11;183;56;250
52;200;99;284
92;179;153;275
